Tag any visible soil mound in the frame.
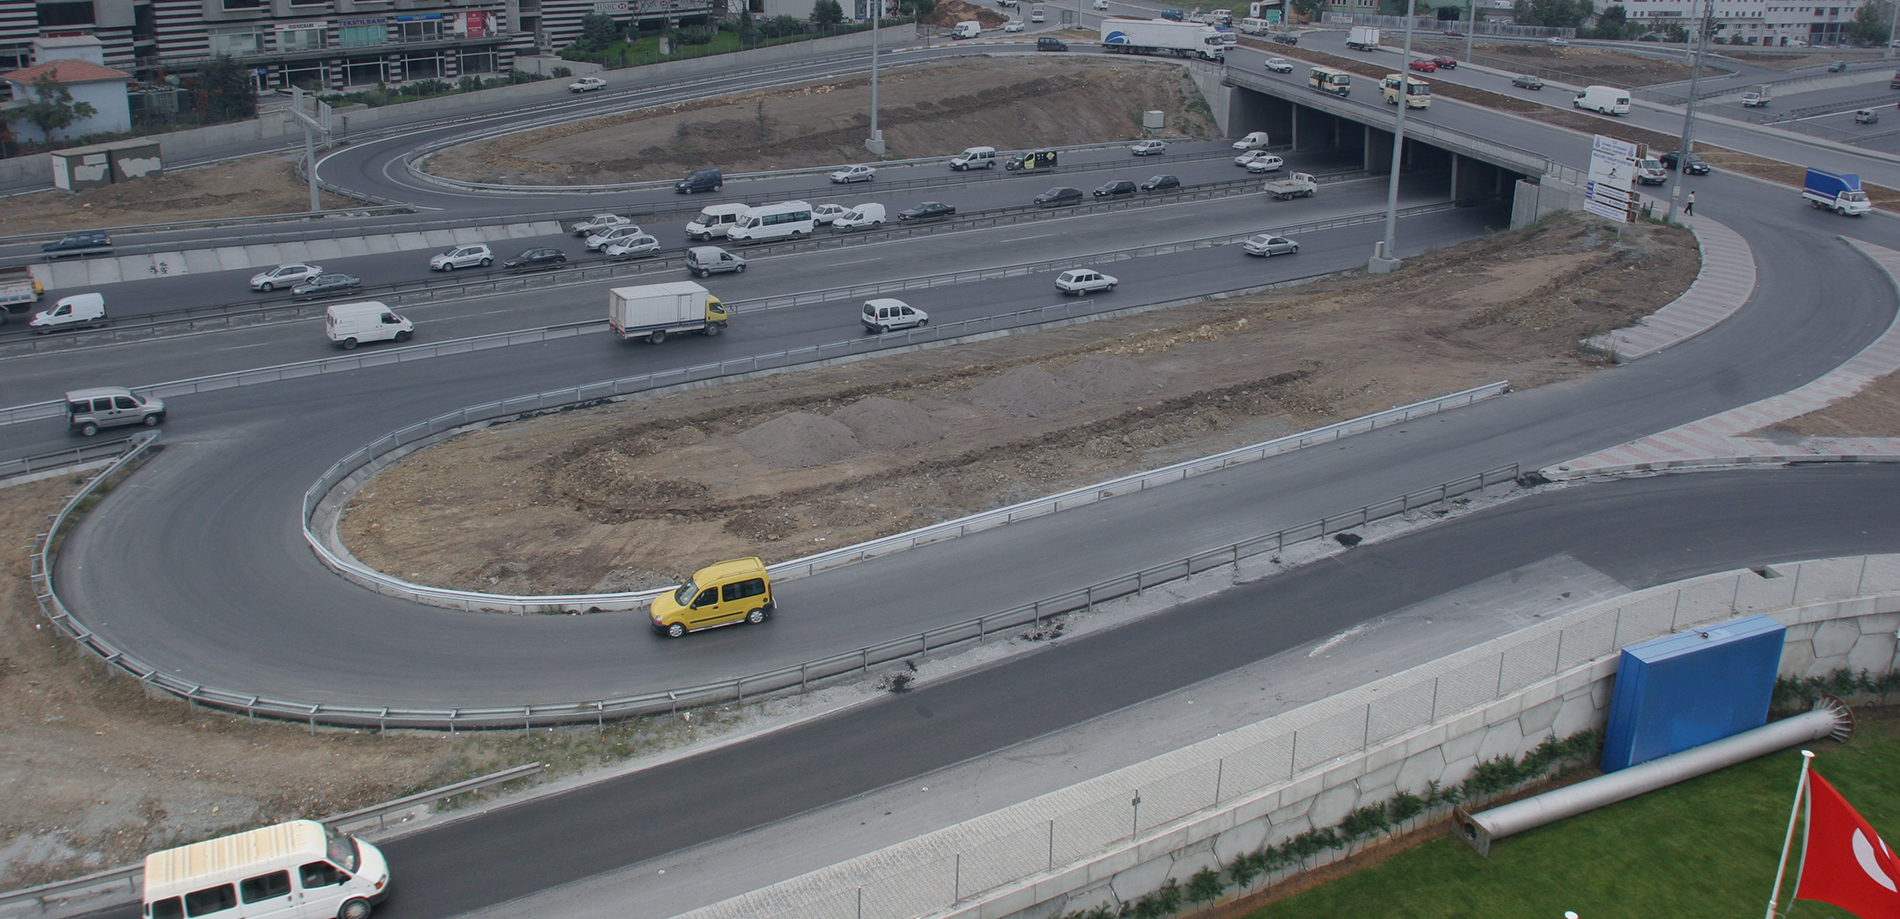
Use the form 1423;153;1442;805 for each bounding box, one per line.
832;397;945;451
1060;354;1166;401
925;0;1010;28
736;412;861;468
966;366;1088;417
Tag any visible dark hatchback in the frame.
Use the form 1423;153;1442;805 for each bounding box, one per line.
1140;175;1180;192
504;247;569;273
291;273;363;298
1093;180;1138;198
899;201;957;221
1034;187;1083;207
1660;151;1712;175
42;230;111;258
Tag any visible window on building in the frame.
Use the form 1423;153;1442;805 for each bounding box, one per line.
209;29;264;55
278;27;325;51
339;23;387;47
458;50;496;73
343;58;385;85
291;0;328;5
36;2;95;26
398;19;442;41
222;0;264;9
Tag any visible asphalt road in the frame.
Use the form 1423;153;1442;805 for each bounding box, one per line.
25;33;1900;918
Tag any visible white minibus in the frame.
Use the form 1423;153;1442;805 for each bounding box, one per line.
725;201;815;242
143;820;389;919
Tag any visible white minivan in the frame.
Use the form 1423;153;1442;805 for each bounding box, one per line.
725;201;815;242
686;202;751;241
950;146;997;170
29;292;107;333
143;820;389;919
326;301;414;350
832;203;887;230
1574;84;1630;115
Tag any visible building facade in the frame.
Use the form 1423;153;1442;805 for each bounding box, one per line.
0;0;721;92
1613;0;1868;46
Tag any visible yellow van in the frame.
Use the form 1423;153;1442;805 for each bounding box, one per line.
650;557;774;638
143;820;389;919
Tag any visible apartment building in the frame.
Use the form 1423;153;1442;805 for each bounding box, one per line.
0;0;717;92
1617;0;1867;45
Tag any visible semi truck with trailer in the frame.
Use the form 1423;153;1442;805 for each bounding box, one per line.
1099;18;1226;61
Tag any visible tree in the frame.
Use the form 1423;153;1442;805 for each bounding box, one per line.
1513;0;1587;29
577;12;619;49
6;71;98;142
186;55;258;124
812;0;845;26
1848;0;1892;45
1588;4;1628;39
1291;0;1324;21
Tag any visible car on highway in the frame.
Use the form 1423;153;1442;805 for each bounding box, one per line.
1432;56;1457;69
1004;19;1024;31
586;225;646;250
1244;154;1285;174
291;273;363;298
1093;0;1107;8
1056;268;1117;295
1094;180;1137;197
649;557;774;638
686;246;746;276
899;201;957;221
1829;60;1849;72
1511;74;1544;90
504;247;568;273
1242;234;1299;256
1271;32;1298;45
568;76;606;92
830;164;876;183
862;297;930;333
1034;186;1084;207
250;263;323;292
1660;150;1712;175
1038;36;1068;51
1264;57;1294;73
1858;108;1881;124
1130;139;1168;156
65;386;164;437
1234;150;1277;168
1140;174;1180;192
1232;131;1270;150
1031;7;1044;20
571;214;630;236
429;244;492;271
604;234;661;258
41;230;111;259
1546;36;1570;46
1408;58;1437;72
1443;28;1464;37
812;203;850;225
833;203;887;229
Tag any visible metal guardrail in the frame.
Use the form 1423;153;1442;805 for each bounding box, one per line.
0;764;543;912
1786;92;1900;118
0;205;417;248
0;435;139;480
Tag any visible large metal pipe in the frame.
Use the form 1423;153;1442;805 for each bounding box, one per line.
1453;698;1854;857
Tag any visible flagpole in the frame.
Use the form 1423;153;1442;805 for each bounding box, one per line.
1765;750;1816;919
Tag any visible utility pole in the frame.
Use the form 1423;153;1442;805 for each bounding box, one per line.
289;86;330;213
866;0;885;154
1666;0;1712;223
1369;0;1417;273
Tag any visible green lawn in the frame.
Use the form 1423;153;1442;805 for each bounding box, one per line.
1243;717;1900;919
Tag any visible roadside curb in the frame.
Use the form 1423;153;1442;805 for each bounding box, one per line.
1585;215;1752;362
1546;234;1900;478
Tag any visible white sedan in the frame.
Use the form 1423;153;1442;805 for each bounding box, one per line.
250;263;323;292
586;225;646;251
1234;150;1278;168
830;164;876;184
570;213;630;236
1244;155;1285;174
812;204;850;225
1056;268;1118;295
1005;19;1025;31
568;76;607;93
1130;139;1168;156
1264;57;1294;73
604;234;661;259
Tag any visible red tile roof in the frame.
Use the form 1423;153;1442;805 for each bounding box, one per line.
3;59;131;85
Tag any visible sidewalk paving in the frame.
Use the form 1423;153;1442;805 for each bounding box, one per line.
1550;232;1900;478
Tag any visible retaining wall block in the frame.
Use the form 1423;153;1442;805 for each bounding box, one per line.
1737;570;1799;613
1261;812;1314;849
1134;826;1196;867
1277;775;1324;814
1864;555;1900;586
1211;815;1272;864
1438;754;1479;789
1363;737;1408;774
1402;723;1450;758
1107;851;1178;905
1476;719;1528;763
1482;693;1526;726
1551;688;1608;738
1781;639;1818;678
1795;558;1867;602
1852;606;1897;632
1169;846;1224;884
1589;672;1615;709
1517;695;1564;736
1513;678;1560;713
1395;746;1446;793
1442;710;1488;748
1677;576;1742;626
1308;781;1361;831
981;884;1053;919
1357;759;1403;796
1554;666;1599;695
1438;725;1486;765
1319;756;1368;791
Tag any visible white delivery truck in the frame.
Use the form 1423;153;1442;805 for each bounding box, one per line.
1099;18;1226;61
0;266;41;325
952;20;982;38
1263;172;1318;200
325;301;415;349
609;280;730;344
1346;26;1380;50
28;292;106;333
143;820;389;919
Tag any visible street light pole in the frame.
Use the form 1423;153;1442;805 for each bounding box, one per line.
1370;0;1417;273
866;0;884;154
1666;0;1712;223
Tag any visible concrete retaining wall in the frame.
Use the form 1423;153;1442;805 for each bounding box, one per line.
679;554;1900;919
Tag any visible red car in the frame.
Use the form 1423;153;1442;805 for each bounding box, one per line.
1432;56;1458;69
1408;58;1438;72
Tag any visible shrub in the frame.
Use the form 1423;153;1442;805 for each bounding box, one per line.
550;65;573;78
674;24;718;44
1184;867;1223;905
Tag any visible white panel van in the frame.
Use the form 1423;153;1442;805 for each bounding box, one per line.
142;820;389;919
952;20;981;38
950;146;997;170
832;203;887;230
325;301;414;350
686;203;750;241
1573;85;1630;115
725;201;815;242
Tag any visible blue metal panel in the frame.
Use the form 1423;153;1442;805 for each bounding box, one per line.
1600;614;1785;772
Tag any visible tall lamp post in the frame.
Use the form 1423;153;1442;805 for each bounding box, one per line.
1666;0;1713;223
866;0;885;154
1369;0;1418;273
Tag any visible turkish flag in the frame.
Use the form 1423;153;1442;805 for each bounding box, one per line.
1796;771;1900;919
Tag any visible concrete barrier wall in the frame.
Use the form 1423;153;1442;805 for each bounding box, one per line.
678;554;1900;919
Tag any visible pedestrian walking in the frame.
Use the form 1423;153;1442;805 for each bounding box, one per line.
1684;190;1695;216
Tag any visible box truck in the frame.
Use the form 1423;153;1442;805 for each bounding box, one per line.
609;281;729;344
1803;168;1871;216
0;266;41;325
1099;18;1226;61
1346;26;1380;50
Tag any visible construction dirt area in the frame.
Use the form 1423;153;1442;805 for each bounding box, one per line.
3;40;1899;903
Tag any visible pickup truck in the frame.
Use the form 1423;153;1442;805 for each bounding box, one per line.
1262;172;1317;200
1741;85;1770;107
